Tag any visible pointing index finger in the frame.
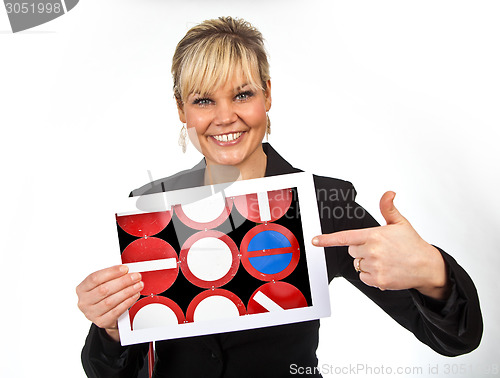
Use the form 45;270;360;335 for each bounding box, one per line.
312;228;370;247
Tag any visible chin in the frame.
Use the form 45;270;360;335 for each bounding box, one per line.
211;155;246;167
204;141;264;169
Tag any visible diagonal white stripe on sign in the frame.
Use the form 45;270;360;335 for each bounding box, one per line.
257;191;271;222
126;258;177;273
253;291;284;312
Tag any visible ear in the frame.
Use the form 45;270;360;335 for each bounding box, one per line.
264;79;272;112
177;99;187;123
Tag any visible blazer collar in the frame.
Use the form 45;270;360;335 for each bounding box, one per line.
262;142;301;177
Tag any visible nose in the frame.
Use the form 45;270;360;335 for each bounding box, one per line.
214;101;237;126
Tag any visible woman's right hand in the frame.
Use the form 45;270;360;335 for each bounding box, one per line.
76;265;143;342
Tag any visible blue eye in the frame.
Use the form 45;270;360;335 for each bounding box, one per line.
192;97;212;106
235;91;254;101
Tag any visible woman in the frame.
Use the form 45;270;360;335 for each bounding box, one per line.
77;16;482;377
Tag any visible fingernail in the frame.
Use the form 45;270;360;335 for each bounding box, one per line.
119;265;128;273
133;281;144;290
312;237;319;246
131;273;141;281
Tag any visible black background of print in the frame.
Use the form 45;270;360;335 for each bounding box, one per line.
116;187;312;316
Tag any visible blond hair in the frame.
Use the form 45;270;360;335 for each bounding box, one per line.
172;16;270;106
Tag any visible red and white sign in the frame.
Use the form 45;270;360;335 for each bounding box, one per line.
116;210;172;237
129;296;185;330
121;237;179;296
247;282;308;314
186;289;246;323
180;230;240;288
233;188;292;223
240;223;300;281
175;193;233;230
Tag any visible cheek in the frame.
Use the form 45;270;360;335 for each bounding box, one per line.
187;125;203;152
253;111;268;133
183;109;209;150
185;112;209;135
242;105;267;128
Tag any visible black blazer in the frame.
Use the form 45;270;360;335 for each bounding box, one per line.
82;143;482;378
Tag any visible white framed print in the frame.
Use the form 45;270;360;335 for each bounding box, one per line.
115;172;330;346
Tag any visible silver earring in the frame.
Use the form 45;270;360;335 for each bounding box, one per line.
266;113;271;140
178;124;187;153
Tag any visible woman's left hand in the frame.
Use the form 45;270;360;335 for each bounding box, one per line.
312;191;451;300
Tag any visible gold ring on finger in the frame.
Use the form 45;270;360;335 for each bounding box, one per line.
355;257;365;273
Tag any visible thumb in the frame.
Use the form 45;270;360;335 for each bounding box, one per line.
380;191;406;225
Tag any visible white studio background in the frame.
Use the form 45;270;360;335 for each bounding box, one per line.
1;1;498;377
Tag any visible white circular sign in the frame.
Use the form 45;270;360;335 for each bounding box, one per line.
193;295;241;322
187;237;233;281
181;192;227;223
132;303;180;330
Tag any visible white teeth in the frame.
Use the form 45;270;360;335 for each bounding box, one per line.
213;132;242;142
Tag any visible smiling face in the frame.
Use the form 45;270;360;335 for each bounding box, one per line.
178;71;272;180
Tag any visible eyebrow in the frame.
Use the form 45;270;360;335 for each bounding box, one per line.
235;83;250;91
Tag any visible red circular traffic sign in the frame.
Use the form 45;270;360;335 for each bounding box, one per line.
180;230;239;288
233;188;292;223
116;210;172;237
186;289;246;323
240;223;300;281
247;281;307;314
174;196;233;230
129;295;185;330
121;237;179;295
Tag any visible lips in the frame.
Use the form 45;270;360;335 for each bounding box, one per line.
209;131;247;147
211;132;243;143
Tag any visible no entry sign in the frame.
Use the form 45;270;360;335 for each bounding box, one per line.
240;223;300;281
121;237;179;296
247;281;307;314
116;210;172;237
233;188;293;223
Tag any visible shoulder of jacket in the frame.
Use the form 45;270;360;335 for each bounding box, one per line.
312;174;357;202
